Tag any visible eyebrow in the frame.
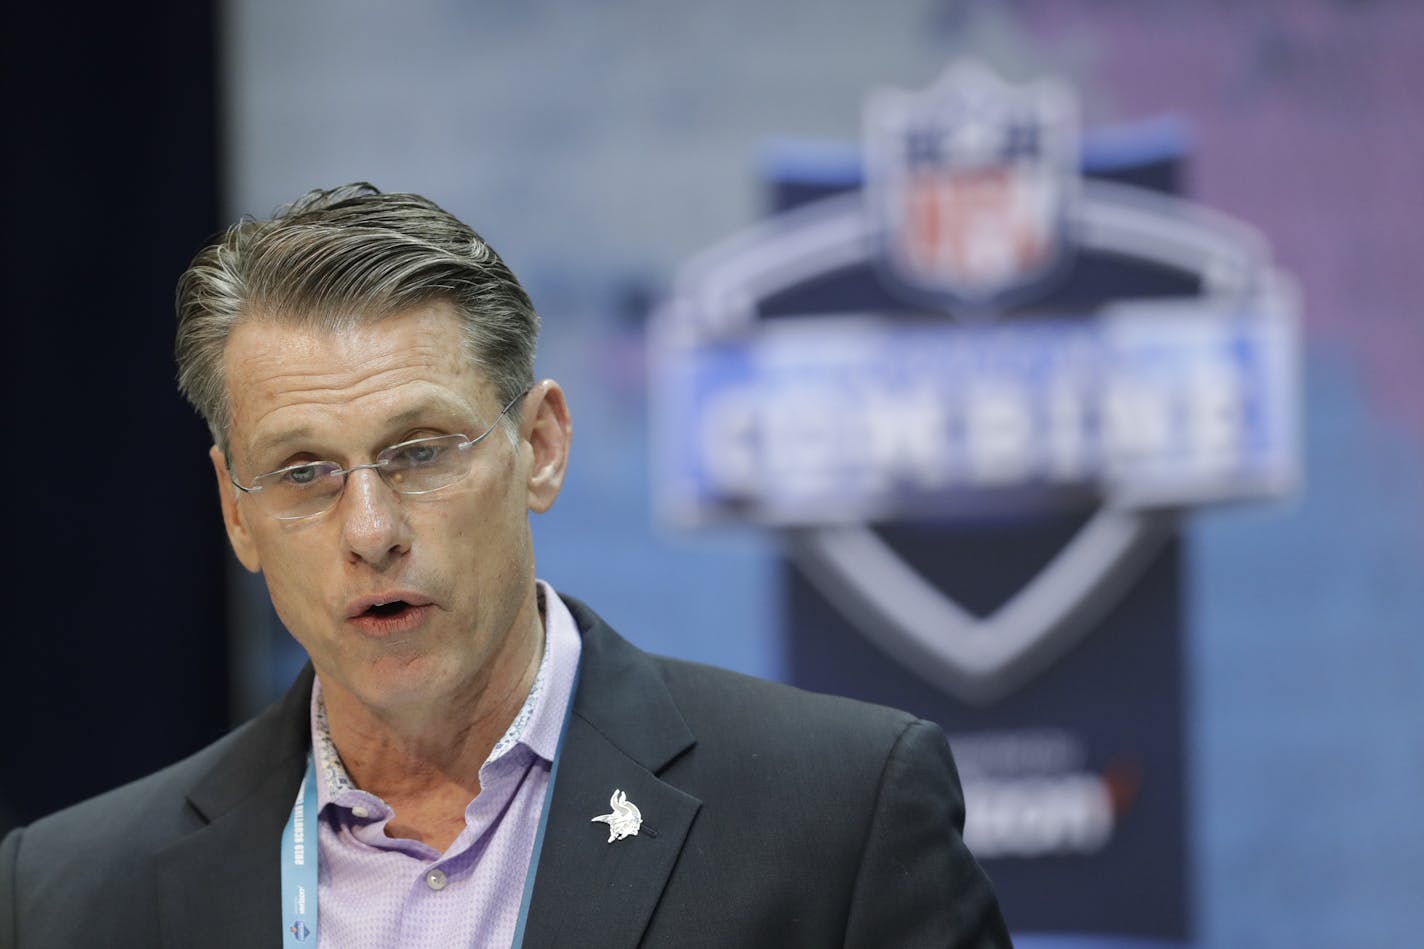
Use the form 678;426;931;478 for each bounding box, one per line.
244;400;477;465
385;405;453;431
247;427;315;465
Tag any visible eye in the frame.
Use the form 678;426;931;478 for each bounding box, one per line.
392;440;446;467
280;463;328;486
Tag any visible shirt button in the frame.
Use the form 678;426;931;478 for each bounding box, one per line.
425;868;448;891
350;806;371;820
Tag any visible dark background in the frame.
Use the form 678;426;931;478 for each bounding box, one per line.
1;2;228;830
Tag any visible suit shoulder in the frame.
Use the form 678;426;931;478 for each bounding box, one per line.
651;654;925;761
17;718;256;859
1;721;259;947
563;596;928;765
16;666;311;863
4;674;312;946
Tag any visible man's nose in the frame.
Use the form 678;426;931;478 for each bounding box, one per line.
338;467;412;566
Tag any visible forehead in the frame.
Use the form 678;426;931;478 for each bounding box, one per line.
223;302;490;459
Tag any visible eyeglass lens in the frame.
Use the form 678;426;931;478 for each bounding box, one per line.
237;386;529;519
252;433;474;519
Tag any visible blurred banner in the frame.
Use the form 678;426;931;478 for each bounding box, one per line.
652;63;1298;942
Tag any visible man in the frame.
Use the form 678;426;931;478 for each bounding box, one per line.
0;184;1010;948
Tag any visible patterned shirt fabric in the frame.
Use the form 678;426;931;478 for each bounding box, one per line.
309;581;582;949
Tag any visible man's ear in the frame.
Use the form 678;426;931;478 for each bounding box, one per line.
523;380;572;514
210;445;262;572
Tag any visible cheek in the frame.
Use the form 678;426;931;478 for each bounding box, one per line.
253;533;328;624
446;495;528;577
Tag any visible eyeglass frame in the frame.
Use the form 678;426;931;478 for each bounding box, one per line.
228;385;532;520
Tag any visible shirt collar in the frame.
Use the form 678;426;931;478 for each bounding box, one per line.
309;579;583;810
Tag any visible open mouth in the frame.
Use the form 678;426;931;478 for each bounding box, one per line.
347;594;432;636
365;600;412;618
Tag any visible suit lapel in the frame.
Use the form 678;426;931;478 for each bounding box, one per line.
521;599;701;949
146;603;695;949
156;667;313;949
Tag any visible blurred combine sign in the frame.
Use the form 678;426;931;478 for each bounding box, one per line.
652;63;1298;943
652;64;1296;703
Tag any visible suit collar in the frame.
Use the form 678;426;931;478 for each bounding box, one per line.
520;596;701;949
561;595;696;772
187;664;313;821
156;665;313;948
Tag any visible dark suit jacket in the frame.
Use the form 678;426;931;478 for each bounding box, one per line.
0;597;1010;948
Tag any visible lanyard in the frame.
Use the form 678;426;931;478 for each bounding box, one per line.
280;756;319;946
278;662;580;948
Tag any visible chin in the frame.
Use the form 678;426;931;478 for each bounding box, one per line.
341;656;454;713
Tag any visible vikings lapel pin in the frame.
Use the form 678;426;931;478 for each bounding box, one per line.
591;789;642;843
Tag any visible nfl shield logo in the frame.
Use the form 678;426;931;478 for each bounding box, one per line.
865;63;1078;309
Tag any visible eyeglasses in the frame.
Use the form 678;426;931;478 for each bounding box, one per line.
230;388;529;520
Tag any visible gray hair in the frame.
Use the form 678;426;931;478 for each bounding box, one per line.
175;183;539;455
